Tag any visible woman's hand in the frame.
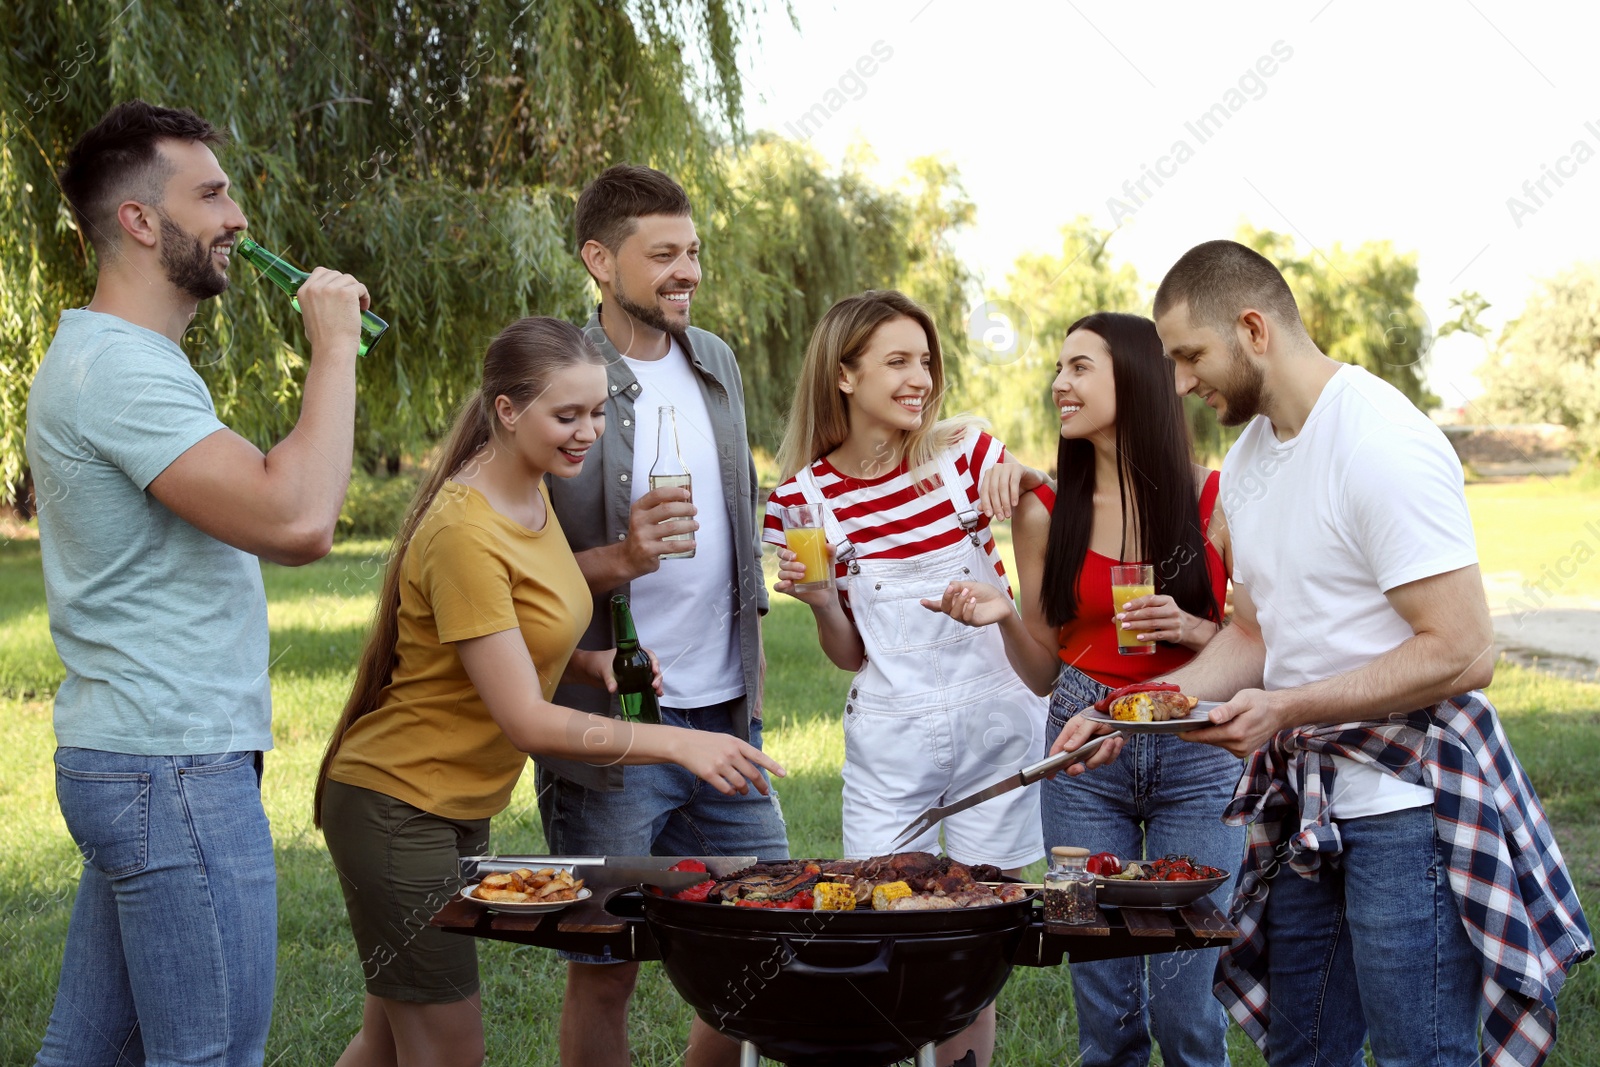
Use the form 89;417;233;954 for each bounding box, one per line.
666;730;787;795
566;647;664;696
919;580;1015;627
1117;594;1218;652
773;544;839;610
978;461;1049;520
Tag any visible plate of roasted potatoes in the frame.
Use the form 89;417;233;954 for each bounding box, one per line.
462;867;590;913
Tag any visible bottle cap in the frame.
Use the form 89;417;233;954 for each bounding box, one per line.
1051;846;1090;858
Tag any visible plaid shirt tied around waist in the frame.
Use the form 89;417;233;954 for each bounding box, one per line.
1215;691;1593;1067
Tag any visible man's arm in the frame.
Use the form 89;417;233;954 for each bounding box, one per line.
147;268;367;566
572;486;698;593
1160;581;1268;700
1047;580;1268;768
1183;564;1495;757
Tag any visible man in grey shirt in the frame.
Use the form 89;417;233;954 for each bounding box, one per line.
25;100;368;1066
540;165;787;1067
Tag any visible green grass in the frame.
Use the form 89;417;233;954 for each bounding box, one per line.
1467;475;1600;598
2;492;1600;1064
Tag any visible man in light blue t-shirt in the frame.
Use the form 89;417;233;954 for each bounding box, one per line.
25;100;370;1067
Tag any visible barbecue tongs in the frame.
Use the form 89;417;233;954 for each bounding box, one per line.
885;731;1123;853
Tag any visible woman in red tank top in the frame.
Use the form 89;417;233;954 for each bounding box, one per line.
925;312;1243;1067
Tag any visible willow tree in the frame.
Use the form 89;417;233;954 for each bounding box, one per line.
0;0;759;499
695;135;977;459
978;218;1143;468
1237;225;1437;410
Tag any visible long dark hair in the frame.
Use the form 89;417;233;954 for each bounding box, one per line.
1038;312;1221;628
313;317;604;827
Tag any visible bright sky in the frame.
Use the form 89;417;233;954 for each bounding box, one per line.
734;0;1600;407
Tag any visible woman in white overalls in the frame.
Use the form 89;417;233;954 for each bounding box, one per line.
763;290;1046;1067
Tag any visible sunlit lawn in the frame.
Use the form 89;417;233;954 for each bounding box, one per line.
1468;475;1600;598
1;473;1597;1064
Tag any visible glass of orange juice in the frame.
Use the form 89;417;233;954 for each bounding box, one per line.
782;504;833;593
1109;563;1156;655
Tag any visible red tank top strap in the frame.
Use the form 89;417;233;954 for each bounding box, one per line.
1031;484;1056;512
1198;469;1221;535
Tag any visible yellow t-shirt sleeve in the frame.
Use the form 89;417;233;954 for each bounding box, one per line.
417;521;520;643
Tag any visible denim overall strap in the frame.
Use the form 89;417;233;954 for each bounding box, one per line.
793;465;858;573
932;447;983;550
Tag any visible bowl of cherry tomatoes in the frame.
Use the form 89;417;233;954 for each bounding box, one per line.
1087;853;1230;909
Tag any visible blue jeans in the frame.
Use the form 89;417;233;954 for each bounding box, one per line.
1042;667;1245;1067
536;702;789;963
1261;804;1482;1067
36;748;276;1067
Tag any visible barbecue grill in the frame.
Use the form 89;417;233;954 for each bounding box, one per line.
434;857;1238;1066
642;885;1033;1066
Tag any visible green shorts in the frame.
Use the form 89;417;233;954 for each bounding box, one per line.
320;779;490;1003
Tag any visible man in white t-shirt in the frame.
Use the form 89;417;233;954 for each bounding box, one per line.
1091;239;1530;1065
539;165;787;1067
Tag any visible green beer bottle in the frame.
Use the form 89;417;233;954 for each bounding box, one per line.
235;235;390;357
610;595;660;725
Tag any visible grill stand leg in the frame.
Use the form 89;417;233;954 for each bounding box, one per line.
734;1038;938;1066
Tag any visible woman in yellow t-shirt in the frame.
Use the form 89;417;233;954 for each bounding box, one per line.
313;317;784;1067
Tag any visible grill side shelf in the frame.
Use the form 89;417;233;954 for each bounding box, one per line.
1043;911;1112;937
1121;908;1177;937
556;886;632;934
1017;901;1239;967
1178;899;1238;939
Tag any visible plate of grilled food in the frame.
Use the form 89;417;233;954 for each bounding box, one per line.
1080;683;1221;734
462;867;590;913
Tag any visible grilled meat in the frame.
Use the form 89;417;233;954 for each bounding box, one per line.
676;854;1030;910
886;894;961;911
715;862;822;903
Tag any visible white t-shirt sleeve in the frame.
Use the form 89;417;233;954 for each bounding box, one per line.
1339;426;1478;592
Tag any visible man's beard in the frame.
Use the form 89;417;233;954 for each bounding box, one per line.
612;274;687;338
158;214;229;301
1217;334;1266;427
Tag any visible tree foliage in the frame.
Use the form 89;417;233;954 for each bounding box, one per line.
890;155;979;395
1;0;759;495
963;218;1142;468
961;222;1440;469
0;2;1455;500
1439;290;1491;340
694;138;977;457
1478;263;1600;466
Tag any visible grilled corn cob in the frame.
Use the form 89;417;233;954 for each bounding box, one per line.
1109;691;1198;722
871;880;912;910
814;882;857;911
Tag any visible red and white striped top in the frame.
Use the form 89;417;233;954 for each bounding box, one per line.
763;430;1011;604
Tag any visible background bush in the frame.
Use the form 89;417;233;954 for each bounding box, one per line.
336;469;421;539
